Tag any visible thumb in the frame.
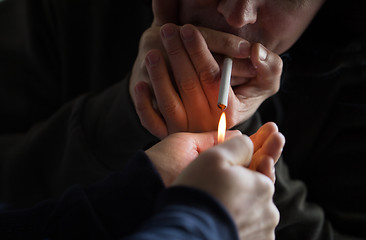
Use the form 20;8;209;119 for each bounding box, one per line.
217;135;254;167
152;0;178;26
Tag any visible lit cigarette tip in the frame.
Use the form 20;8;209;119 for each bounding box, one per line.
217;103;226;110
217;57;233;110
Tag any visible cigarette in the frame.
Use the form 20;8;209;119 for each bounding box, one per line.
217;57;233;110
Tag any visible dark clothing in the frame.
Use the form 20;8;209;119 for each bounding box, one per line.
0;0;365;239
1;0;157;207
0;151;238;240
260;1;366;239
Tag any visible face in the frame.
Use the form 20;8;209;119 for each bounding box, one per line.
178;0;326;54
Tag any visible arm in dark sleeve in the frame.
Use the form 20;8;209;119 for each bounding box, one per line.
123;187;239;240
0;151;165;239
0;77;158;208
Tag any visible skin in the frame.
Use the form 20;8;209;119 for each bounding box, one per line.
146;122;285;186
130;0;325;139
134;2;302;237
145;123;284;240
179;0;326;54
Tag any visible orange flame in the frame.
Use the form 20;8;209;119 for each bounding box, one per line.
218;112;226;144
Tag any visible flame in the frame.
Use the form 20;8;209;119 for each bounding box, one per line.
218;112;226;144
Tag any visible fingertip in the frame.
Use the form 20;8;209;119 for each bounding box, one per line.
180;24;195;41
275;132;285;164
251;43;268;61
160;23;177;40
238;40;251;58
250;43;264;69
263;122;279;132
250;43;282;76
145;49;161;67
279;131;285;142
277;132;286;147
258;45;268;62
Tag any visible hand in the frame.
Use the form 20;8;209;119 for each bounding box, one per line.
145;130;242;186
250;122;285;182
173;134;280;240
133;23;282;138
145;122;284;186
130;0;282;139
129;0;177;138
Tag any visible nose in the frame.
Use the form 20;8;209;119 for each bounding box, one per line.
217;0;258;28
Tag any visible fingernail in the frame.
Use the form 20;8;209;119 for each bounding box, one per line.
239;41;250;56
161;24;176;39
259;45;268;61
146;51;160;66
181;25;194;41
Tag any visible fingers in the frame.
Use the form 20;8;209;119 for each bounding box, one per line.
249;122;285;181
145;49;187;134
146;130;243;186
232;43;282;104
134;81;168;139
250;122;279;153
180;24;221;109
152;0;178;26
196;27;260;84
251;121;285;164
196;27;256;86
198;27;251;58
160;23;213;131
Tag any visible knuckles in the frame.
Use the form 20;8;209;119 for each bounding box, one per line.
254;173;276;198
159;100;181;117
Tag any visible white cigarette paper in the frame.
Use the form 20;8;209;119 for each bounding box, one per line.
217;57;233;110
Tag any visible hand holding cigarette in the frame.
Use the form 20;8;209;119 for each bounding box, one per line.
133;24;282;139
